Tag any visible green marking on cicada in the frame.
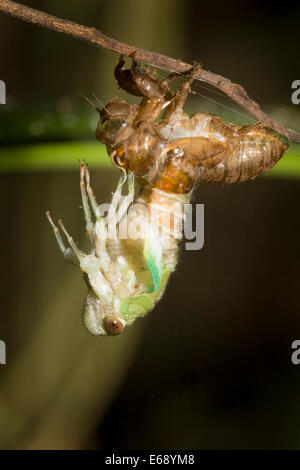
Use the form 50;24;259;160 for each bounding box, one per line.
143;226;162;293
120;266;172;324
120;294;154;323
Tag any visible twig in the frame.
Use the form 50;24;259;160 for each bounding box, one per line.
0;0;299;144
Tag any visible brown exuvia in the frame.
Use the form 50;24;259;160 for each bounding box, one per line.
96;53;288;193
47;54;290;335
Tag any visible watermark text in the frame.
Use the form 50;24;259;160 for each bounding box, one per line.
0;80;6;105
291;340;300;365
291;80;300;105
0;340;6;365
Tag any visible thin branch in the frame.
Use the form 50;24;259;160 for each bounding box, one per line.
0;0;299;144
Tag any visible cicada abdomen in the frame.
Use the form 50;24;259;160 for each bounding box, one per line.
117;182;190;323
196;117;288;184
97;57;288;192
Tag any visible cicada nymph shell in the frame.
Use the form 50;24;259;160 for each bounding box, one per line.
97;54;288;190
47;54;288;335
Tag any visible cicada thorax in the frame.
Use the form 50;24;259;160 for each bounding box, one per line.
197;117;288;184
114;130;227;194
138;184;188;238
113;125;166;181
153;138;227;194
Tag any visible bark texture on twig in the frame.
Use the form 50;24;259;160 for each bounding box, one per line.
0;0;299;143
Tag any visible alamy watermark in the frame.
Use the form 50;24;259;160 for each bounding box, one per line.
0;340;6;365
0;79;6;104
183;203;204;251
97;199;204;251
291;340;300;365
291;80;300;105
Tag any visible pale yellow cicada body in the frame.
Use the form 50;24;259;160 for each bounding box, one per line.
46;162;181;336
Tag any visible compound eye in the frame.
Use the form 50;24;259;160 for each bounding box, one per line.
104;316;124;335
106;119;126;132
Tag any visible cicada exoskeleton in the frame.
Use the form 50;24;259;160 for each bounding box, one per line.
47;54;288;335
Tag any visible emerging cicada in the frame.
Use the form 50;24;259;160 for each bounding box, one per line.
47;55;288;336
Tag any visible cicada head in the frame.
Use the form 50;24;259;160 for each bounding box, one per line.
95;97;138;149
83;290;126;336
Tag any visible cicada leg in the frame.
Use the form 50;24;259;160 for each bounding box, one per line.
57;218;84;261
56;218;105;280
159;70;181;91
114;172;135;226
116;53;174;126
80;161;94;243
107;172;135;249
162;62;202;124
115;52;165;99
46;211;79;266
81;163;107;257
106;171;127;224
47;212;100;277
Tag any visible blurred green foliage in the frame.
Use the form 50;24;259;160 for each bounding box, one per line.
0;141;110;172
0;141;300;178
0;108;299;177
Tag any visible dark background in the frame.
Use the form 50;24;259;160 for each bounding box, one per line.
0;0;300;449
